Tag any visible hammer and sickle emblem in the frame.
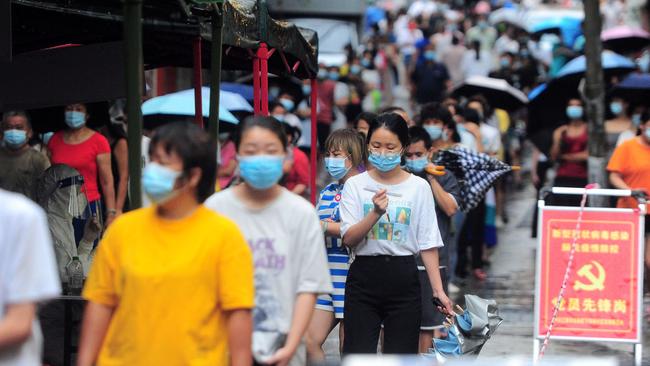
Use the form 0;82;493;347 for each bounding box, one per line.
573;261;606;291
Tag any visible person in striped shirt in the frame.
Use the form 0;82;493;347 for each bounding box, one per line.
306;128;367;362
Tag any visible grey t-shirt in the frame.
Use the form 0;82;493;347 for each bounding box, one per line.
415;170;461;269
205;188;332;365
0;147;50;202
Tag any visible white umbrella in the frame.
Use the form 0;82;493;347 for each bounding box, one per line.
488;7;526;29
142;87;253;125
452;76;528;111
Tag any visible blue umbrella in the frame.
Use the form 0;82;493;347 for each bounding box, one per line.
529;17;582;47
365;6;386;30
142;88;240;124
615;72;650;89
611;73;650;105
528;83;547;101
220;82;255;102
554;50;637;80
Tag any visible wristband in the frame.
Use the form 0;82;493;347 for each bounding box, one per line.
108;209;117;216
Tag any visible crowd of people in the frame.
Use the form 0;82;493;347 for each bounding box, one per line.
2;0;650;365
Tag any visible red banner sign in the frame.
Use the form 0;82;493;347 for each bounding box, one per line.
536;208;642;341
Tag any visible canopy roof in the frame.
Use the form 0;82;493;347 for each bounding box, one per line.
3;0;317;110
11;0;318;77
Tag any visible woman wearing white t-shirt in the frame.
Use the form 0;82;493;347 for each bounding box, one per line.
340;113;453;354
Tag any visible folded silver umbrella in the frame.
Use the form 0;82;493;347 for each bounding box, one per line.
430;294;503;360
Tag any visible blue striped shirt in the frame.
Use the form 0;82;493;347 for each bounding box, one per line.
317;183;348;255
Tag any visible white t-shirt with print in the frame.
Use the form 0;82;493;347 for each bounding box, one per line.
0;189;60;366
205;188;332;366
340;172;444;256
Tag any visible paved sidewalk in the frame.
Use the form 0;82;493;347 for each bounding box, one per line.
323;184;650;365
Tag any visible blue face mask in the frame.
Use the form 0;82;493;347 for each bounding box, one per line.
368;151;402;172
318;69;328;79
142;163;182;204
325;157;350;180
65;111;86;129
632;114;642;127
238;155;284;190
350;65;362;75
40;132;54;145
361;59;372;68
329;71;340;81
3;129;27;149
566;106;583;120
500;58;510;68
424;51;436;61
610;102;623;116
424;125;443;140
405;157;429;173
279;98;295;111
302;84;311;95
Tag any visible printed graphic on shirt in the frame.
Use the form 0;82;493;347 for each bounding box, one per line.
363;203;412;243
249;240;286;359
252;272;282;332
249;237;286;273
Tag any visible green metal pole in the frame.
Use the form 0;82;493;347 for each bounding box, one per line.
123;0;143;209
208;4;223;140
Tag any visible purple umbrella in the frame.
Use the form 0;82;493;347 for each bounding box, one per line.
602;26;650;54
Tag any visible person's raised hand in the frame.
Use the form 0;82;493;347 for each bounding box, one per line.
372;189;388;216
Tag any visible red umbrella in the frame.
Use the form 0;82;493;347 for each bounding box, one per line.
602;26;650;54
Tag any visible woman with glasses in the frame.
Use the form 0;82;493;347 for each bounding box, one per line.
339;113;454;355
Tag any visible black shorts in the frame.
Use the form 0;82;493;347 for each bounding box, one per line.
418;267;448;331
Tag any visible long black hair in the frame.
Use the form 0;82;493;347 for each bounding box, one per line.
149;122;216;203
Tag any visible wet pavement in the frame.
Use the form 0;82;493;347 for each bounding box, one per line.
324;183;650;364
472;185;650;365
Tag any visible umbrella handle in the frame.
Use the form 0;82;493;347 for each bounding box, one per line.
425;164;446;176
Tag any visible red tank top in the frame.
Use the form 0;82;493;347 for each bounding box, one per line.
556;129;588;179
317;80;336;124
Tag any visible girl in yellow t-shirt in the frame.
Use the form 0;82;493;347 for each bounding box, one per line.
78;122;255;366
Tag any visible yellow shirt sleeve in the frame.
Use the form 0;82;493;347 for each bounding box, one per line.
218;220;255;311
83;224;120;307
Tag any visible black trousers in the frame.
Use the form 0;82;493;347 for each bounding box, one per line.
456;201;486;277
549;176;589;207
343;255;421;354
